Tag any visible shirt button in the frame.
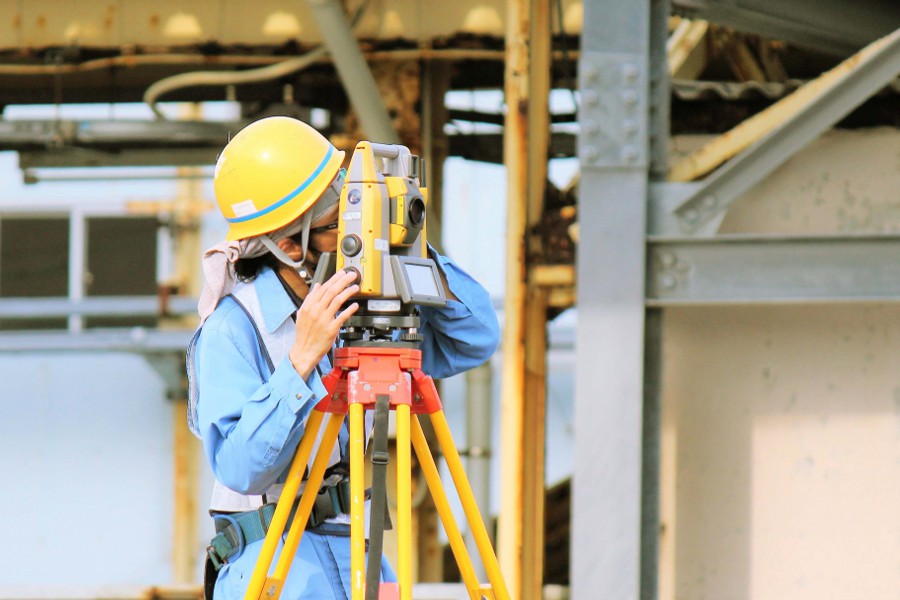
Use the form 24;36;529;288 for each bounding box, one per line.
296;393;304;400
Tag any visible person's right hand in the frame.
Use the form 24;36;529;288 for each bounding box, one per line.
289;270;359;380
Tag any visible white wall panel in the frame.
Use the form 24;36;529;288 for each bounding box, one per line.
0;353;196;587
659;128;900;600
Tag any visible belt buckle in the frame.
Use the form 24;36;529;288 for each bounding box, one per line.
207;544;225;571
211;514;246;564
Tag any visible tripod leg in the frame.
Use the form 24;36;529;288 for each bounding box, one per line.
409;416;484;595
349;402;366;600
245;410;331;600
272;413;345;582
396;404;412;600
366;396;390;600
430;410;511;600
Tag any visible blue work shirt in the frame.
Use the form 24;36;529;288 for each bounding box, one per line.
195;250;500;499
194;252;499;598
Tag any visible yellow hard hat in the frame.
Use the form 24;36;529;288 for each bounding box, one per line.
213;116;346;241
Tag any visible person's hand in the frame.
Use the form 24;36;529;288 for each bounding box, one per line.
289;270;360;380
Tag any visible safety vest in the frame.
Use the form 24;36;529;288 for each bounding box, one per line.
192;279;349;513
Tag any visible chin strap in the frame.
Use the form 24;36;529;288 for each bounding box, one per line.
259;211;314;281
257;168;344;285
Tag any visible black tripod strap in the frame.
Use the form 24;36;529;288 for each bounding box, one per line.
365;394;391;600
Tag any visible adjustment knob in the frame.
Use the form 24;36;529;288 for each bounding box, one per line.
341;234;362;257
343;267;361;285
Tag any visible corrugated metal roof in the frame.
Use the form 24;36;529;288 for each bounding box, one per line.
672;77;900;102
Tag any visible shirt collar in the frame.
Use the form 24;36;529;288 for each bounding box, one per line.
254;266;299;333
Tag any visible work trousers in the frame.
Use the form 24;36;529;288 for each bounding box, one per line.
213;529;397;599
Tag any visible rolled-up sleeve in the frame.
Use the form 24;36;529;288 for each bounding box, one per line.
417;249;500;379
196;303;320;495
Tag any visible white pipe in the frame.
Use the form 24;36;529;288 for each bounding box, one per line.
143;0;398;140
143;47;327;119
465;361;494;580
68;210;86;333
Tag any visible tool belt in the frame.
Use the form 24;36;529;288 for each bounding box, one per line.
206;473;352;572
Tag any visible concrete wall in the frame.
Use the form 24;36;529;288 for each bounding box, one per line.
659;128;900;600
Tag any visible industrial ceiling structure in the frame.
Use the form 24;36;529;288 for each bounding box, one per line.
0;0;898;599
0;0;895;172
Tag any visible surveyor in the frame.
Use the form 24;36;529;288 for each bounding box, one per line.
186;115;499;599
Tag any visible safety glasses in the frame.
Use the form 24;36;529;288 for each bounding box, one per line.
309;221;339;235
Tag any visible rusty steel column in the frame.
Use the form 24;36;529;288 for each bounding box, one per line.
499;0;552;598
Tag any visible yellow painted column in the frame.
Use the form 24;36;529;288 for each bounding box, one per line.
499;0;529;593
172;400;199;584
170;103;205;585
500;0;551;598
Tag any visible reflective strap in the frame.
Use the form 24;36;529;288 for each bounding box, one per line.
207;477;359;571
226;294;275;374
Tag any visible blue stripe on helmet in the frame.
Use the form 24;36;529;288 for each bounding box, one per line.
226;145;334;224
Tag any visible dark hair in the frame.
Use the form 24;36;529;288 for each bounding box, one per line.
234;253;278;282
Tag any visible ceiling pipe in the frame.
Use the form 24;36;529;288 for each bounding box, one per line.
143;2;392;126
143;47;327;120
304;0;400;143
0;48;506;77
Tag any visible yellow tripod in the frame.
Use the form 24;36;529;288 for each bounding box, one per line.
243;345;510;600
